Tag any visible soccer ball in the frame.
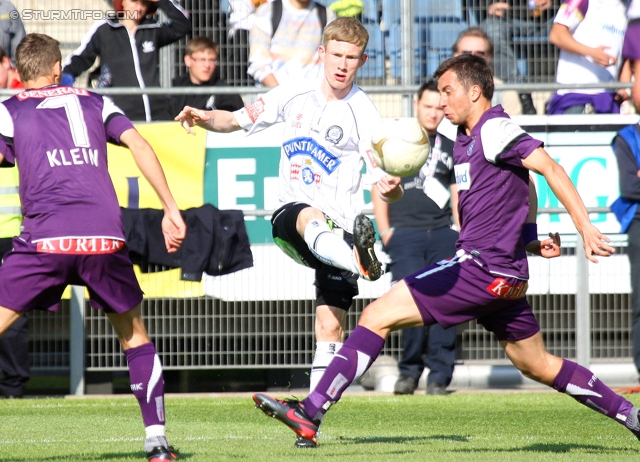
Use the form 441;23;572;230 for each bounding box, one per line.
371;118;431;177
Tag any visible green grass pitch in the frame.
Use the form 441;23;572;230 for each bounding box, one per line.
0;392;639;461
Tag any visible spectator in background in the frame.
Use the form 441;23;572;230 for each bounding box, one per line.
0;1;24;65
248;0;336;87
223;0;261;86
0;44;27;399
611;121;640;386
452;27;523;115
166;37;244;118
546;0;628;114
62;0;191;121
478;0;560;115
372;80;458;396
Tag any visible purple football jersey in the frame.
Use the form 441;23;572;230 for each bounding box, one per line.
453;105;542;280
0;85;134;241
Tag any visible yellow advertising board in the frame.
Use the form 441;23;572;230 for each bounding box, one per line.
108;122;207;210
105;122;207;298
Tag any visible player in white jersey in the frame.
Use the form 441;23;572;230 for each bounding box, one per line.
176;17;402;447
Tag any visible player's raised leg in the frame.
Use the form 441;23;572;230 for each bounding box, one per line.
503;333;640;438
295;206;381;281
254;280;424;441
108;307;177;461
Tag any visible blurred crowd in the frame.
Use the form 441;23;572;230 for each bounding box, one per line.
9;0;632;121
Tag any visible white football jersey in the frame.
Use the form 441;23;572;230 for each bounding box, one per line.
554;0;627;94
233;78;385;232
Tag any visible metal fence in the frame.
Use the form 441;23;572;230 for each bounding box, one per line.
7;1;635;389
28;218;634;392
13;0;562;116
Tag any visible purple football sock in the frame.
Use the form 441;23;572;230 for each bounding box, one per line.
302;326;385;421
552;359;638;433
125;342;166;428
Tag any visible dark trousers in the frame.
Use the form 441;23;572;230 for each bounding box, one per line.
629;221;640;374
0;237;29;397
385;226;458;385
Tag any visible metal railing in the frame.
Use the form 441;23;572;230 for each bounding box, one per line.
51;206;631;395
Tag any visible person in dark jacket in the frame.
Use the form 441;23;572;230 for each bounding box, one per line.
62;0;191;122
612;123;640;380
166;36;244;119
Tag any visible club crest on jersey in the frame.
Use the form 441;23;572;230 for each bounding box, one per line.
487;277;528;299
454;163;471;190
245;98;266;122
302;167;314;184
282;137;341;174
466;139;476;157
325;125;343;144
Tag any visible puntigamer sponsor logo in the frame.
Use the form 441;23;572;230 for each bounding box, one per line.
282;137;341;174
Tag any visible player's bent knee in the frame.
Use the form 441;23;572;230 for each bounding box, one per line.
315;317;344;342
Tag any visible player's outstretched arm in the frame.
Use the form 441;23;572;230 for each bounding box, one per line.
119;128;186;253
174;106;241;135
522;147;614;262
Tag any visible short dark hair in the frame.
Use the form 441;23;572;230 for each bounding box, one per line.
433;53;494;101
417;79;438;101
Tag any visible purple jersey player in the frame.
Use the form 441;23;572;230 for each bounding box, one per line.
0;34;186;462
252;53;640;449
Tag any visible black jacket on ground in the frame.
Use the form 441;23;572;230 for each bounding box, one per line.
63;0;191;121
121;204;253;281
163;73;245;120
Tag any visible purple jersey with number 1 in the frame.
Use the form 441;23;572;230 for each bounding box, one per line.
0;85;134;241
453;105;543;280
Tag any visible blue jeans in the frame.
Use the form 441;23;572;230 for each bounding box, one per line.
384;226;458;385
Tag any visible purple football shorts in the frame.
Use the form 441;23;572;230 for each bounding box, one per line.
0;236;143;313
404;251;540;342
623;22;640;61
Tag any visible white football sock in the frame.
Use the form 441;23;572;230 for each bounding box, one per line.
303;219;358;273
310;341;343;392
144;426;168;452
